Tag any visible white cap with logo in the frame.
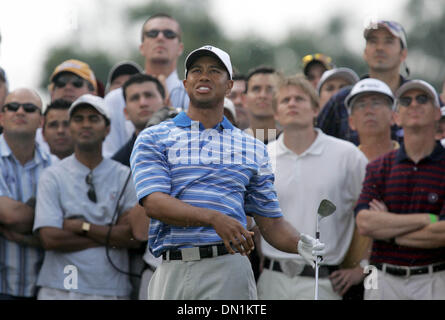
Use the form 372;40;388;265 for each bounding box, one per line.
185;45;233;80
345;78;395;114
69;94;110;122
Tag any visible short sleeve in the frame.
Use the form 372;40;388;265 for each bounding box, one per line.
130;129;172;204
33;169;64;232
244;145;282;218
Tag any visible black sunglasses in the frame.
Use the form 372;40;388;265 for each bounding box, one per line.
3;102;40;113
144;29;178;40
85;171;97;203
54;75;85;89
398;94;429;107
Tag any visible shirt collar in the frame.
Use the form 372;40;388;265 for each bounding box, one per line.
276;128;325;157
0;134;50;165
173;111;234;131
395;141;445;163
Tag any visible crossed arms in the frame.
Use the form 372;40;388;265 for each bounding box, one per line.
356;199;445;249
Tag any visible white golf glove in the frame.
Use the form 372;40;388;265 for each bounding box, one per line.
297;233;326;268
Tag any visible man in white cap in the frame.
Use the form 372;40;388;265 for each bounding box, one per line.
317;67;359;111
356;79;445;300
337;78;400;299
130;45;326;300
33;94;141;299
318;20;409;145
223;97;237;126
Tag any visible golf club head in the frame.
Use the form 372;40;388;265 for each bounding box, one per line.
317;199;336;218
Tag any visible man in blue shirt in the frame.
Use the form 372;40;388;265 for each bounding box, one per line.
131;45;325;300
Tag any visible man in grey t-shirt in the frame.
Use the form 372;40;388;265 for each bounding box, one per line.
33;94;141;299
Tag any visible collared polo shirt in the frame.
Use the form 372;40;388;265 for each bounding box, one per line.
130;111;282;257
355;142;445;266
0;135;53;297
263;129;367;265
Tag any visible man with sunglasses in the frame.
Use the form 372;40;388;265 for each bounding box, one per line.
355;80;445;300
317;20;409;146
0;88;54;300
49;59;97;103
33;94;141;300
102;13;189;158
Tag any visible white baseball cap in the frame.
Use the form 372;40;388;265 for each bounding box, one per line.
69;94;110;122
223;97;237;121
395;79;440;109
364;20;407;49
345;78;395;114
185;45;233;80
316;67;360;95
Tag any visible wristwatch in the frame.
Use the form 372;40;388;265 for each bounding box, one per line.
81;222;91;235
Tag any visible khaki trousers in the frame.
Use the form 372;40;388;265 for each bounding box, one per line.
257;268;341;300
365;269;445;300
148;253;257;300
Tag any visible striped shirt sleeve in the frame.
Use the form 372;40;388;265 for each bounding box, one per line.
354;160;383;216
244;147;282;218
130;128;172;204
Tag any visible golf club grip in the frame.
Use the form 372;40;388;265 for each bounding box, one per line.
316;231;320;240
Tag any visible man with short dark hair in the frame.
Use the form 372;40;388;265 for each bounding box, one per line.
244;66;280;144
317;20;409;145
103;13;189;158
112;73;166;300
227;74;249;130
42;99;74;159
356;79;445;300
131;45;325;300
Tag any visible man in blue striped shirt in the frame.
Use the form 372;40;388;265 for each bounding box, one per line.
0;88;54;299
131;45;325;300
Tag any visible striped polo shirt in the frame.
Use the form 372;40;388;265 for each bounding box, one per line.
0;135;53;297
355;141;445;266
130;112;282;257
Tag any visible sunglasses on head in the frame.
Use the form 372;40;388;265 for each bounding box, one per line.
144;29;178;40
3;102;40;113
398;94;429;107
85;171;97;203
53;75;85;89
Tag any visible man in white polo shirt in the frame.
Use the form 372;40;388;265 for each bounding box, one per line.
257;75;368;300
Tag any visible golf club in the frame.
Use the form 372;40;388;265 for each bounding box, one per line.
315;199;336;300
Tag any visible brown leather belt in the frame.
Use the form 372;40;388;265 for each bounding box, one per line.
264;257;339;278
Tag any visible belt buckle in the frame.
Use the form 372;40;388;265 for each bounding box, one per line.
402;265;411;277
181;247;201;262
280;260;305;278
